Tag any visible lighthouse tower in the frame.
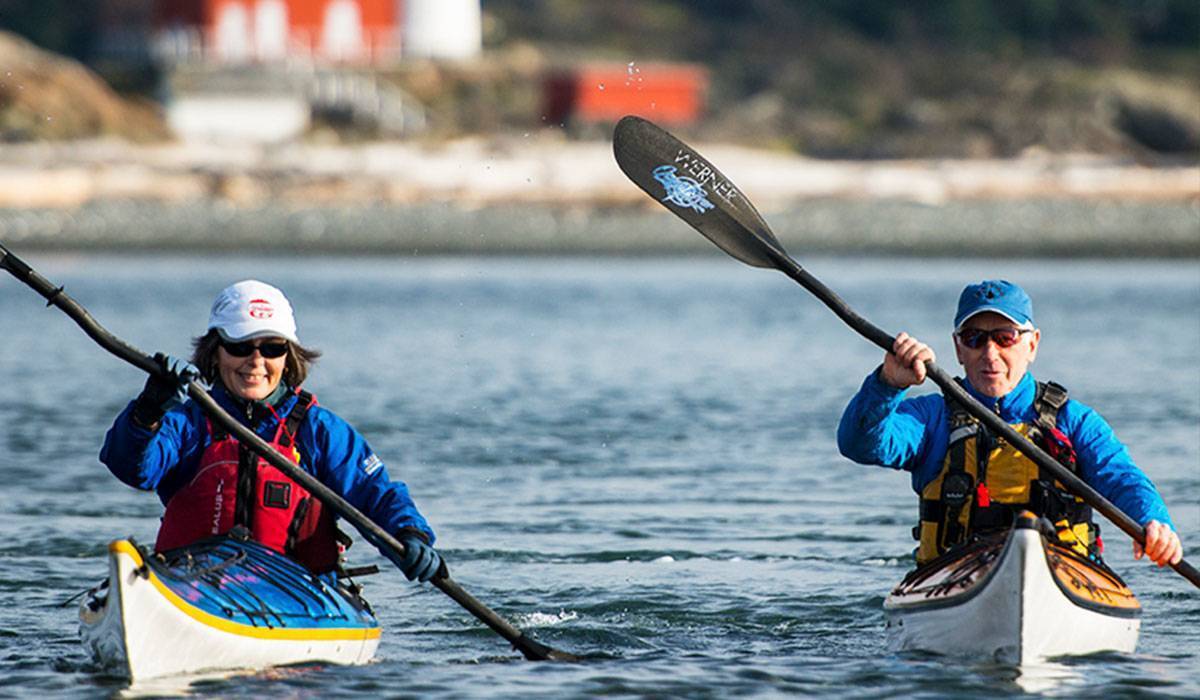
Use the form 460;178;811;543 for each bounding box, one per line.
402;0;481;60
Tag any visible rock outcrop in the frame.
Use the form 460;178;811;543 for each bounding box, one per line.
0;31;168;142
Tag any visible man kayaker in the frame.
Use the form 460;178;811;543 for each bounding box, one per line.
100;280;443;582
837;279;1183;567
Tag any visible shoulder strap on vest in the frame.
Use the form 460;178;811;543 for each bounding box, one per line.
1034;380;1068;433
278;390;316;448
930;379;984;549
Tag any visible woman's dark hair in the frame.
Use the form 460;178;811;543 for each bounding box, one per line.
191;329;322;388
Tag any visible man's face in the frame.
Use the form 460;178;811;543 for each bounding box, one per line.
953;312;1040;398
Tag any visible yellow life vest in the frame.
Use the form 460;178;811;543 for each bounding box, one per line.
914;381;1097;564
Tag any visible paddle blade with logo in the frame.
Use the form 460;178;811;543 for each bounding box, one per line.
612;115;785;269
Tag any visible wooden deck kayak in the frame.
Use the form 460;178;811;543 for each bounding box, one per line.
884;512;1140;665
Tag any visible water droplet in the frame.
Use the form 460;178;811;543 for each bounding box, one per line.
597;82;605;91
625;62;643;86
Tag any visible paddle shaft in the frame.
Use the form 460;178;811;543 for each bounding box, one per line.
0;242;575;660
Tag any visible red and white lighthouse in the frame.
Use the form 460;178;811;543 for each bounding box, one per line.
98;1;483;65
153;0;402;64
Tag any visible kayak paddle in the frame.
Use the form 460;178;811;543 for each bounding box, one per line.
0;241;580;661
611;114;1199;589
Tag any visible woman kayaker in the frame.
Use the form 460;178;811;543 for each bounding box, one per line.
100;280;443;582
837;279;1183;567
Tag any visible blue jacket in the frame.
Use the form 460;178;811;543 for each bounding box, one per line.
837;369;1173;530
100;383;436;547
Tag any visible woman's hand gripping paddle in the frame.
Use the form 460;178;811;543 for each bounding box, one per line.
612;114;1199;589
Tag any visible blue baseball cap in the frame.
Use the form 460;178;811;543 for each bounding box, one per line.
954;280;1034;330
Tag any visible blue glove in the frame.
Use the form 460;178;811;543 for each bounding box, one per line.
391;536;445;583
131;353;202;427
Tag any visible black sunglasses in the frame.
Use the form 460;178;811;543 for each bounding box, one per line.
220;339;289;359
955;327;1031;350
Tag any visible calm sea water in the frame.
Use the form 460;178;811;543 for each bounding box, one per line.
0;253;1197;698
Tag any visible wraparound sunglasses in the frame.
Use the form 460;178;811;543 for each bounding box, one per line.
220;340;289;358
954;327;1031;349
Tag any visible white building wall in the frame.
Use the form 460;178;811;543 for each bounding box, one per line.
167;95;310;143
322;0;366;60
254;0;289;61
402;0;481;60
213;2;251;62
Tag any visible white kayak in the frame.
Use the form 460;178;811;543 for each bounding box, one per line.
884;512;1140;665
79;534;381;682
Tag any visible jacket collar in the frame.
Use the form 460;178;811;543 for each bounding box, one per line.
961;372;1036;421
211;382;297;425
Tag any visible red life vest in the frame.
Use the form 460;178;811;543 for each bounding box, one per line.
154;390;342;573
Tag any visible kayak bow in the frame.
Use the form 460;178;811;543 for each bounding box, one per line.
884;512;1140;664
79;535;380;681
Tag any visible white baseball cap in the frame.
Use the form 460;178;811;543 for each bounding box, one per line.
208;280;299;343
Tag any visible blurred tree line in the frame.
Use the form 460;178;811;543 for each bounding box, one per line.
818;0;1197;49
484;0;1198;157
484;0;1198;59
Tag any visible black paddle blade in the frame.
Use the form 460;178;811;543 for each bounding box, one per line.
612;115;787;269
515;634;582;663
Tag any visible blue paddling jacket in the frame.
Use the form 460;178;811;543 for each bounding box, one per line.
100;383;436;549
837;370;1173;531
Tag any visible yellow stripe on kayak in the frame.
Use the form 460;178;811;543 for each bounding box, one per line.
108;540;382;642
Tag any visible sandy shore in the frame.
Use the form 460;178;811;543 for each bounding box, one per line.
0;136;1196;255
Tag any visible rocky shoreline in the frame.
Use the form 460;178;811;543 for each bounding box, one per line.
1;136;1197;256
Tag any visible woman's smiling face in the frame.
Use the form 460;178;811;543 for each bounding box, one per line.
217;338;287;400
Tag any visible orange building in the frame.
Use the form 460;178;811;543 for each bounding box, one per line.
543;63;708;128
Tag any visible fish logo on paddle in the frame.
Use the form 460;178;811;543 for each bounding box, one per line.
652;164;715;214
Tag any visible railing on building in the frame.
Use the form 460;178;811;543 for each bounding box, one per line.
149;27;402;67
113;26;427;138
304;68;426;136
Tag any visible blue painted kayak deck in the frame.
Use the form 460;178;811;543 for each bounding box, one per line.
147;535;379;632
